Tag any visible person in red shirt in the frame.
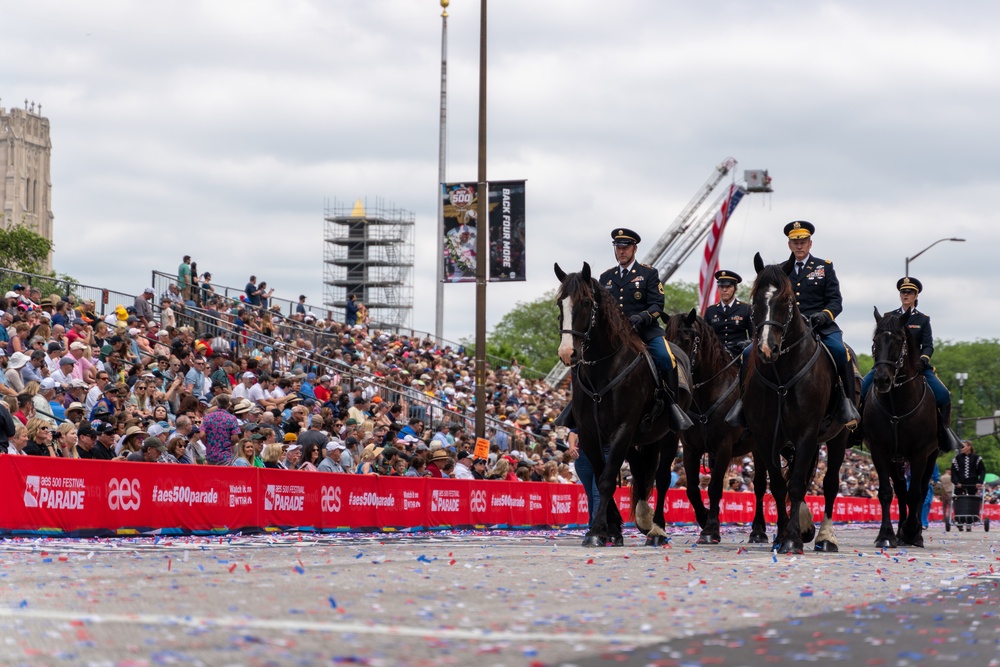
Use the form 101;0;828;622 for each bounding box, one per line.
314;375;332;404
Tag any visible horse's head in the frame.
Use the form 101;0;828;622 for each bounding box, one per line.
554;262;597;365
871;307;911;393
750;252;797;362
664;309;701;361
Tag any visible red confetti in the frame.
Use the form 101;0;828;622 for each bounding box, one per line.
664;556;670;562
167;558;172;571
228;564;237;573
449;559;456;565
244;564;251;573
586;558;594;564
687;562;696;571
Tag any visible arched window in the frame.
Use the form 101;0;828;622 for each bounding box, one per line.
25;177;31;212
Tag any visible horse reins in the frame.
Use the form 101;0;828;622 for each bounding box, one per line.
562;285;647;458
870;335;930;458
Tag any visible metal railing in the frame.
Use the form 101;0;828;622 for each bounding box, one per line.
150;269;549;379
161;301;549;451
0;266;552;452
0;267;140;319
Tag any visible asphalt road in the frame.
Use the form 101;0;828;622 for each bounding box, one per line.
0;523;996;666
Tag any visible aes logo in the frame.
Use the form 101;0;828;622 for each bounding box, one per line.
469;490;487;513
321;486;341;513
577;493;588;515
107;478;141;511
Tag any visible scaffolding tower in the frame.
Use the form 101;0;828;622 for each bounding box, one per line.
323;198;414;329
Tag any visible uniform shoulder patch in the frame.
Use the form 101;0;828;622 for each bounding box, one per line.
825;259;832;264
658;282;664;294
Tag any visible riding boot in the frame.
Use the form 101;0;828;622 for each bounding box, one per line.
724;362;747;428
662;365;693;432
836;363;860;430
936;403;961;453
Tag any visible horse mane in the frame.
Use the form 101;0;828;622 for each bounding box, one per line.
874;311;920;364
557;271;644;355
751;264;794;303
692;315;731;370
663;312;730;371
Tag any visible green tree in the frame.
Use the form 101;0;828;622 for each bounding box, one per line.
482;289;561;373
930;339;1000;474
663;280;698;315
0;220;52;274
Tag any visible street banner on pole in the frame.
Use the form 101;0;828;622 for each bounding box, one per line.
442;183;479;283
488;180;526;282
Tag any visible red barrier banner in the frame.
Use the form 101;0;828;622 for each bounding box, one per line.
0;457;994;536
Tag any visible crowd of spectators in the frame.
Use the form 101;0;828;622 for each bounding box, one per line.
0;266;583;484
4;264;984;505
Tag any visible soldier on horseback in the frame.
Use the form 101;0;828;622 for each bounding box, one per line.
704;269;753;358
601;228;691;432
855;276;961;452
728;220;860;429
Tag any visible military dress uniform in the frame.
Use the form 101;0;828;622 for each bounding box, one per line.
703;270;752;358
730;220;859;428
598;228;690;432
858;277;959;451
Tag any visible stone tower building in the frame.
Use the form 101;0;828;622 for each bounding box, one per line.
0;99;54;271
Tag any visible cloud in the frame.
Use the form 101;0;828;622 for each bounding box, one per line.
2;0;997;355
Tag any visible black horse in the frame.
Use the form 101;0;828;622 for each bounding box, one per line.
864;308;938;548
744;254;850;554
664;310;769;544
555;262;690;547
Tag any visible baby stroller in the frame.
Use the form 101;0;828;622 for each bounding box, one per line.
945;484;990;532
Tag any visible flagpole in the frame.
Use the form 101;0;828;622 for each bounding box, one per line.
434;0;449;341
474;0;488;440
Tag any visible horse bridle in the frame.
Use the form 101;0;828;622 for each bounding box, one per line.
751;295;809;359
559;288;613;366
872;334;919;387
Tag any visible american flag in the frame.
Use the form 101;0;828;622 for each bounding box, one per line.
697;184;745;314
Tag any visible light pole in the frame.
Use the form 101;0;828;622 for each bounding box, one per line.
955;372;968;439
905;237;965;277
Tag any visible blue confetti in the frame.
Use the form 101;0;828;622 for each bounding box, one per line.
329;596;337;608
294;566;305;575
18;600;28;608
417;555;433;564
354;552;363;559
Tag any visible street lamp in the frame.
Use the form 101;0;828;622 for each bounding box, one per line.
955;372;968;438
905;237;965;277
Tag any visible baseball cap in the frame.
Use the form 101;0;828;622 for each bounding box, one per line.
147;423;166;437
326;440;346;451
142;437;166;451
40;378;56;390
77;424;97;438
59;356;75;366
94;422;116;435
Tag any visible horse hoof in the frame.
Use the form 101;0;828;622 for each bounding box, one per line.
874;538;895;549
645;535;669;547
610;535;625;547
582;535;605;548
814;540;839;553
778;540;803;555
902;535;925;548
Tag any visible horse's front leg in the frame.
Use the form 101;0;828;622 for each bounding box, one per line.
699;437;733;544
816;436;846;552
647;433;679;547
749;443;769;543
779;438;818;555
585;426;631;548
683;439;708;531
870;446;899;549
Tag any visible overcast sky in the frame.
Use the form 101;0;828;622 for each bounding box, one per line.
3;1;998;356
